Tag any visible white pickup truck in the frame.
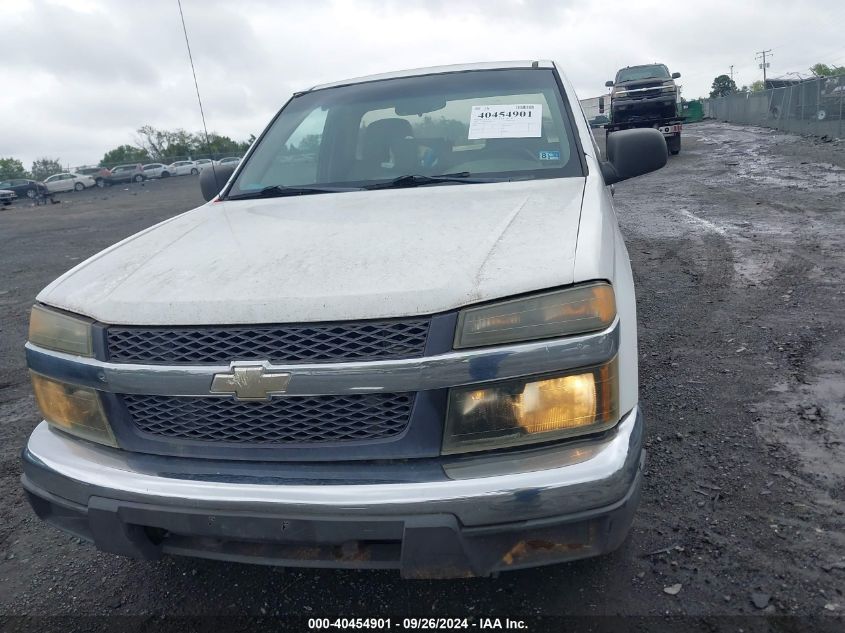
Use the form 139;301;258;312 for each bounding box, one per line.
22;60;667;578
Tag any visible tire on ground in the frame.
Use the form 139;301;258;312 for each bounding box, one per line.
668;135;681;155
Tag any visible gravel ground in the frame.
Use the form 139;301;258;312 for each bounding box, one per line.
0;123;843;627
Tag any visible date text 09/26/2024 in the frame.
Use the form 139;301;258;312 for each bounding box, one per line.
308;618;528;630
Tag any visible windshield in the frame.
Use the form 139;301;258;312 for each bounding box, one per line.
228;68;581;197
616;65;670;83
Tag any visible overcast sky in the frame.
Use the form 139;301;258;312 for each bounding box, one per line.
1;0;843;168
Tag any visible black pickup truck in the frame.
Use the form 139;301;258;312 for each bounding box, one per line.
605;64;680;122
604;63;684;155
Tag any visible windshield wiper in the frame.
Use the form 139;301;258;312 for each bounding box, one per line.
363;172;488;190
226;184;360;200
226;173;486;199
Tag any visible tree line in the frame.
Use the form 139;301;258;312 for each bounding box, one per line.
0;157;65;182
0;117;470;181
0;125;255;181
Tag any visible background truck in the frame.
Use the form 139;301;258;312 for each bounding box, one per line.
603;63;684;155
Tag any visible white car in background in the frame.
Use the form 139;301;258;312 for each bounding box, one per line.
217;156;242;167
168;161;199;176
194;158;216;171
141;163;173;179
43;173;96;193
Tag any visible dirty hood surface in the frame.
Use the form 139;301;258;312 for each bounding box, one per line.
39;178;586;325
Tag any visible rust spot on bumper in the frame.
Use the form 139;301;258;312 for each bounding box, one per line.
335;541;372;562
501;539;588;566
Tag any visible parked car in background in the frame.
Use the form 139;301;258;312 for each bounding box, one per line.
168;161;199;176
216;156;242;166
194;158;215;171
44;173;96;193
0;189;16;205
0;178;48;199
142;163;172;179
106;164;145;184
74;166;112;187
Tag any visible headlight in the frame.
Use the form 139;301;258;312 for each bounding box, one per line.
30;373;117;447
613;89;628;98
443;358;618;454
454;282;615;349
28;305;93;356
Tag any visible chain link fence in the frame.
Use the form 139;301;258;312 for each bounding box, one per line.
703;74;845;138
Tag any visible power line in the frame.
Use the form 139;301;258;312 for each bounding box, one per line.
176;0;211;150
755;49;773;84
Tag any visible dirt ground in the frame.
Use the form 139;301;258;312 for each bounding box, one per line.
0;123;843;626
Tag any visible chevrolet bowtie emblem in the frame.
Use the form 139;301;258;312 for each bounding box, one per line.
210;364;292;401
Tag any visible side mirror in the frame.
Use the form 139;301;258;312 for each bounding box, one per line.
600;128;667;185
605;80;614;88
199;164;236;202
671;72;681;79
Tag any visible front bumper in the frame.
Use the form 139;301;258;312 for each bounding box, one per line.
22;407;644;578
612;95;677;120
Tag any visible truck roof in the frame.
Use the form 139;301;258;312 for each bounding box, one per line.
309;60;556;91
618;63;668;70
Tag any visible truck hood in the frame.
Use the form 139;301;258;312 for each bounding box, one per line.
616;78;669;90
38;178;586;325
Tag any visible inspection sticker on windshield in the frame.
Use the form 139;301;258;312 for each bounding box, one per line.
468;104;542;139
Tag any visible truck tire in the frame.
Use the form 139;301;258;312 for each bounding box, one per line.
668;135;681;155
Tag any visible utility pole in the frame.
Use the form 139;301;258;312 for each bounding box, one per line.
755;49;772;87
729;65;734;82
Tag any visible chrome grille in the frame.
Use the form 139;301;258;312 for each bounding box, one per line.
122;393;414;444
632;89;661;98
106;319;430;364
